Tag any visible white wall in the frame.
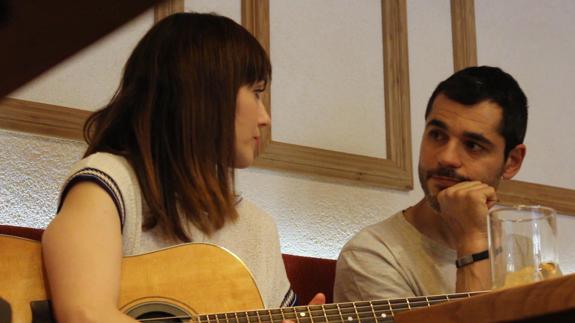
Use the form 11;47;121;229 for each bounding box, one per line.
2;1;575;275
270;0;387;158
476;0;575;190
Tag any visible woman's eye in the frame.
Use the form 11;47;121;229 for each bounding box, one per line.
254;89;264;99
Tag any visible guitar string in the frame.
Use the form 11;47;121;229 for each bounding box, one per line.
136;296;474;323
138;291;485;322
138;315;400;323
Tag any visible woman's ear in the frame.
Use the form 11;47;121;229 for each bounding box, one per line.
502;144;526;180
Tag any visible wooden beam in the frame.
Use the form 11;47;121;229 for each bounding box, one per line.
0;98;90;141
0;0;159;98
451;0;477;71
154;0;184;23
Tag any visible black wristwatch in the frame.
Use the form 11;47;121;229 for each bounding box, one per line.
455;250;489;268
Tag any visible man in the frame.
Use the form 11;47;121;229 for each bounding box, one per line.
334;66;528;301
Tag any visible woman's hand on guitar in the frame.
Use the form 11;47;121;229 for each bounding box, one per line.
308;293;326;305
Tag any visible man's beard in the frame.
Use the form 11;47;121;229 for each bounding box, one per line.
418;165;502;213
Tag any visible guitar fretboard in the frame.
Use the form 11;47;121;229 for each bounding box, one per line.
197;292;483;323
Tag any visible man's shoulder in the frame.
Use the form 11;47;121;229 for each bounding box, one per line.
342;210;407;251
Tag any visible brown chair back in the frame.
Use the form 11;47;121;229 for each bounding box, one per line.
282;253;336;305
0;224;44;241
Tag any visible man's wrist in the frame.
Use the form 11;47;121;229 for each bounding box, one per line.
455;249;489;268
456;234;488;257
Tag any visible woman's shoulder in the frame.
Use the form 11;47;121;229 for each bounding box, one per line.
235;198;278;229
72;152;130;170
66;152;136;183
61;152;139;206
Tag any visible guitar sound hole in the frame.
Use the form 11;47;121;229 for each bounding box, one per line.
137;311;184;322
125;302;190;323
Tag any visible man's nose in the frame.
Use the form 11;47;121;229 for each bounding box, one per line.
437;141;463;168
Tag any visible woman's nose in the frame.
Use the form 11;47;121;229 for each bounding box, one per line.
258;103;271;127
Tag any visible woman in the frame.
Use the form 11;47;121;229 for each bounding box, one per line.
42;12;321;322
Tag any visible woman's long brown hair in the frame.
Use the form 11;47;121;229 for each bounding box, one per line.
83;13;271;242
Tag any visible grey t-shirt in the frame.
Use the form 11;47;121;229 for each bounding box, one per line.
334;211;457;302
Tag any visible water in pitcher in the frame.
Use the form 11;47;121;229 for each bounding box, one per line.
502;262;562;288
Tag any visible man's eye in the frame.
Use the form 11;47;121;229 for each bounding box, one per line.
465;141;484;152
428;130;445;141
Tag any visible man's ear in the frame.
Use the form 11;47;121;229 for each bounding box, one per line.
502;144;526;180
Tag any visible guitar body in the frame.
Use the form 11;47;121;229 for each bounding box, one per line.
0;235;264;322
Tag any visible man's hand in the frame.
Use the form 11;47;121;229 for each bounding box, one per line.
437;181;495;292
436;181;497;255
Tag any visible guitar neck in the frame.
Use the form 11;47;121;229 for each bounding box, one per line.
198;292;484;323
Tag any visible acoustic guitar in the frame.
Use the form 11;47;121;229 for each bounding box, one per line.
0;235;479;322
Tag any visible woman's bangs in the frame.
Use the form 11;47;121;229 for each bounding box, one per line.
240;35;271;86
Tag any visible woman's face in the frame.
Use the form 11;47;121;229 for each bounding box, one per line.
234;82;270;168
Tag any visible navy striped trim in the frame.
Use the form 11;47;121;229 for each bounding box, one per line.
58;168;126;227
280;288;298;307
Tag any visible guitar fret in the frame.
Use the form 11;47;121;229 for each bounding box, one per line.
369;301;378;323
427;295;448;302
369;300;392;315
269;308;284;323
338;302;356;322
335;303;346;323
352;302;362;323
255;309;262;323
293;306;302;323
388;299;409;312
305;304;328;323
405;296;426;308
321;305;329;323
446;294;470;300
267;309;274;323
370;301;392;321
307;306;315;323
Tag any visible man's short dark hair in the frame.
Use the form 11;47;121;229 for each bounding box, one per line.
425;66;528;158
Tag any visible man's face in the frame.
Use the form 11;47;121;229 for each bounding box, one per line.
418;94;508;211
